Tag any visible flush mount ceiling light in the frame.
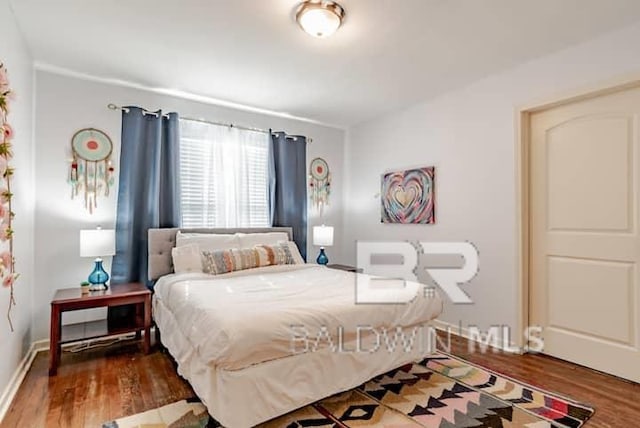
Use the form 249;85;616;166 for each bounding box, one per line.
296;0;345;38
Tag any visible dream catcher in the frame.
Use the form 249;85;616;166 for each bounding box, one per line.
69;128;115;214
309;157;331;213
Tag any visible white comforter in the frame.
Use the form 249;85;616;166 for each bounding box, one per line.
154;264;443;370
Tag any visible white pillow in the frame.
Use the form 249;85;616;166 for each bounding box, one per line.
176;231;241;252
282;241;305;264
171;243;203;273
237;232;290;248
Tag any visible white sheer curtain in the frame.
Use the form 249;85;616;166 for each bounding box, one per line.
179;119;270;228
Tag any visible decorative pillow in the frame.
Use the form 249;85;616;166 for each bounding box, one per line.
171;243;203;273
176;231;241;252
202;243;294;275
281;241;305;264
255;243;295;265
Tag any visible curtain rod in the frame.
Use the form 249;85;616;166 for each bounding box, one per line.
107;104;312;142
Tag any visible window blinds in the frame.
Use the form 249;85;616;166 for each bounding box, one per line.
179;119;270;228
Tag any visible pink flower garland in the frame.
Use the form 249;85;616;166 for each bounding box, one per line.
0;63;18;332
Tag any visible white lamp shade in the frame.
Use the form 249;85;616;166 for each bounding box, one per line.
80;229;116;257
313;225;334;247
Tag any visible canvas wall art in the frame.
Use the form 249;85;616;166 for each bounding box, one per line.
381;166;435;224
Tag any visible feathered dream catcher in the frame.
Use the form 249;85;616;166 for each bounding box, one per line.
309;157;331;213
69;128;115;214
0;63;19;331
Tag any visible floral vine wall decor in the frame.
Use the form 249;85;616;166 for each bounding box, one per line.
0;63;19;332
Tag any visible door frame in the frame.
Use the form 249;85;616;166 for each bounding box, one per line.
515;73;640;351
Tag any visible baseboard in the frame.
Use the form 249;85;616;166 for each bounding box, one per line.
431;319;523;354
0;339;48;423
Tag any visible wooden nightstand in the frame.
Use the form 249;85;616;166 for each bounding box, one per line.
327;264;363;273
49;282;151;375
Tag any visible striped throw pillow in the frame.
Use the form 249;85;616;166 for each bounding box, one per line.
202;243;294;275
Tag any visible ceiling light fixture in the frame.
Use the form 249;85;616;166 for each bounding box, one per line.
296;0;345;38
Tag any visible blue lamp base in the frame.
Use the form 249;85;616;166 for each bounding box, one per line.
88;258;110;291
316;248;329;265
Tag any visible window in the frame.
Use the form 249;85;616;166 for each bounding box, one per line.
179;119;271;228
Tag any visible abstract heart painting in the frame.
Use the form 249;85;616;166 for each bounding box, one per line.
381;166;435;224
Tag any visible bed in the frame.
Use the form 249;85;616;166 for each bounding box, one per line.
149;227;443;427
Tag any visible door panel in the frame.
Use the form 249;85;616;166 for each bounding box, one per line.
547;256;633;344
530;87;640;383
546;116;631;232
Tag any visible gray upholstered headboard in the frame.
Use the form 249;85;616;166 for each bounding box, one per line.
148;227;293;281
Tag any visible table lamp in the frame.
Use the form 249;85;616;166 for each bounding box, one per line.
313;225;333;265
80;227;116;291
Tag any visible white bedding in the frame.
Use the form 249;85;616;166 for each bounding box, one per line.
154;264;443;370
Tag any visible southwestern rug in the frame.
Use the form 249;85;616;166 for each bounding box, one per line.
103;353;595;428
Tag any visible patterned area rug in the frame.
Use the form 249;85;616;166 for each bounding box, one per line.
102;398;210;427
103;353;594;428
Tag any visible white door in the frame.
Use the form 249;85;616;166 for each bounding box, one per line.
530;86;640;383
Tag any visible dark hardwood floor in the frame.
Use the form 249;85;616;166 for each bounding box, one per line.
1;339;194;428
2;333;638;427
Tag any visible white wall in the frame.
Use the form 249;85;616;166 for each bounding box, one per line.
344;21;640;335
32;71;345;341
0;0;35;407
